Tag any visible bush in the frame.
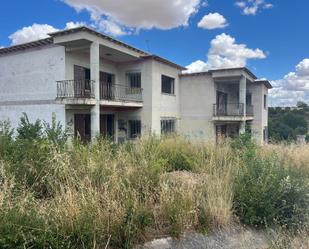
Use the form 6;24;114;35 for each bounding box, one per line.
158;138;196;172
233;150;309;228
0;116;308;248
0;120;14;159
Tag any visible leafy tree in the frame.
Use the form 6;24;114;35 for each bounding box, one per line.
268;107;308;141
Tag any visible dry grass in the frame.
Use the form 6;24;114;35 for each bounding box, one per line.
0;136;308;248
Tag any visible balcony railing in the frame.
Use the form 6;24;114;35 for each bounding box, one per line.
56;80;143;103
100;82;143;102
213;103;254;117
246;105;254;116
56;80;95;98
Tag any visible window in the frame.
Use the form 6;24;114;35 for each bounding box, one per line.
127;72;141;88
161;118;176;134
128;120;141;138
264;94;267;109
74;65;90;81
161;75;175;94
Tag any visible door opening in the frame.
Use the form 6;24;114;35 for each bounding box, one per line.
100;114;115;139
74;114;91;142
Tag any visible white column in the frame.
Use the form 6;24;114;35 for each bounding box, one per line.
90;41;100;141
239;75;246;134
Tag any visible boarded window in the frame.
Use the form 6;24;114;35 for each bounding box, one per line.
161;118;176;134
161;75;175;94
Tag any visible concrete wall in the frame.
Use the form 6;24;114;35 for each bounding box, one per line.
247;82;268;144
0;45;66;128
0;42;268;144
117;60;153;135
179;74;216;142
65;50;118;80
151;61;181;135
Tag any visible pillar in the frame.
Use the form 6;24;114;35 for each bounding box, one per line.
90;41;100;141
239;75;246;134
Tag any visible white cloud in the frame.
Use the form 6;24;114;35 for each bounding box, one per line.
9;24;58;45
269;59;309;106
62;0;204;36
235;0;273;15
96;19;129;36
184;33;266;73
8;22;86;45
65;21;86;29
197;12;228;30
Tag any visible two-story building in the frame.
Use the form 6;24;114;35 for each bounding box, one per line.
0;26;272;144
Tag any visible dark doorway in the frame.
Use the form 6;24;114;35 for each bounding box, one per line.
216;91;228;115
100;72;115;100
216;124;227;142
100;114;115;138
74;114;91;142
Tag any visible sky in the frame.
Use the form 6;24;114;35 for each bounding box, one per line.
0;0;308;106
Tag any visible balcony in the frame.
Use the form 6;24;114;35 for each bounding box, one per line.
57;80;95;99
100;83;143;103
213;103;254;121
56;80;143;107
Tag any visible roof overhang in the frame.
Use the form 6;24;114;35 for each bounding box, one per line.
49;26;148;58
255;80;273;89
142;55;186;70
0;38;53;55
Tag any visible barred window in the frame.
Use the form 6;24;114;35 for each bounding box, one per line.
161;118;176;134
161;75;175;94
129;120;141;138
127;72;141;88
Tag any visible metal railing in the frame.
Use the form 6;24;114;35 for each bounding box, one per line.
246;105;254;116
56;80;95;98
213;103;254;116
100;82;143;102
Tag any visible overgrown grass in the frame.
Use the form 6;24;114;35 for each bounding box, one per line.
0;118;308;248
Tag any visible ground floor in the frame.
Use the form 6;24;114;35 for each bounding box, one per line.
0;103;266;144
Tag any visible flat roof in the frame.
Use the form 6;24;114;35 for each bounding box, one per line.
48;26;149;56
180;67;272;88
180;67;257;79
0;26;185;70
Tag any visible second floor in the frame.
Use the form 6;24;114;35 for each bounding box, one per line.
0;26;272;122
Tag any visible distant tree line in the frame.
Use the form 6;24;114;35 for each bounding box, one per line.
269;101;309;142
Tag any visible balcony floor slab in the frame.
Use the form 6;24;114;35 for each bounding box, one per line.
212;116;254;122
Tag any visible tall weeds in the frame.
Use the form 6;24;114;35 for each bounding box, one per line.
0;119;308;248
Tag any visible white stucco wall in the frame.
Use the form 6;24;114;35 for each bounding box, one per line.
65;50;118;80
151;60;181;135
179;74;216;142
247;82;268;144
117;60;153;135
0;45;66;128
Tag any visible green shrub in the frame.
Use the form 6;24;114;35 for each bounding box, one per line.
0;120;14;159
234;152;309;228
158;138;196;172
43;113;68;147
16;113;43;141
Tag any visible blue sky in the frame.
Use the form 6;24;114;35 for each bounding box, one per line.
0;0;308;106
